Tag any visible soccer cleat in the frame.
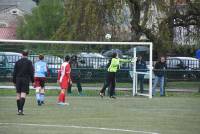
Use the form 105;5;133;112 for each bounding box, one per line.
41;101;45;104
79;93;84;96
17;110;24;115
131;57;137;63
99;92;104;98
57;102;69;106
63;102;70;106
37;100;41;106
110;96;116;99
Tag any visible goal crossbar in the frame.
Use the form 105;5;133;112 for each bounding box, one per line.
0;39;152;46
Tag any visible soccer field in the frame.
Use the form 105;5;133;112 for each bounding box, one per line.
0;96;200;134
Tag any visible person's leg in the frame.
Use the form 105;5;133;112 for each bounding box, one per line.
19;92;26;115
16;79;22;114
77;79;82;94
159;76;165;96
36;87;41;105
139;76;144;93
152;76;159;96
17;78;29;115
58;77;69;104
109;73;116;98
58;89;66;103
16;93;21;113
67;83;72;94
40;88;45;104
100;75;109;96
40;78;46;104
58;88;69;105
34;78;41;105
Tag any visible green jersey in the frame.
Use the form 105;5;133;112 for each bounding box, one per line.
107;58;131;72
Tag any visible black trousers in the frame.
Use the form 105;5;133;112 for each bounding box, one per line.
100;72;116;97
138;75;144;93
68;78;82;93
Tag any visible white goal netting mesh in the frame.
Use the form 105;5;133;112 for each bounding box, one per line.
0;39;153;98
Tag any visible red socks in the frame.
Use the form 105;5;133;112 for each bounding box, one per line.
58;92;66;103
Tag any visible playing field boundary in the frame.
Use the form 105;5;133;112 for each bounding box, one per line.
0;123;160;134
0;86;198;92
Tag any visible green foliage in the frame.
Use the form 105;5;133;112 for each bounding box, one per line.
16;0;64;40
15;0;199;56
16;0;65;54
171;45;199;57
53;0;103;51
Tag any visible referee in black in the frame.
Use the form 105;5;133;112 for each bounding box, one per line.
13;50;34;115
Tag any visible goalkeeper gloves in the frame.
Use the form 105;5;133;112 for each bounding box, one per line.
131;57;137;63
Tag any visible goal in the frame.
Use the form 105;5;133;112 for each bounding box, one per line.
0;39;153;98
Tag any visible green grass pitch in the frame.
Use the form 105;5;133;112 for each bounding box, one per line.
0;95;200;134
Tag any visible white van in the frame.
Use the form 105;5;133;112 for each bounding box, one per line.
166;57;199;70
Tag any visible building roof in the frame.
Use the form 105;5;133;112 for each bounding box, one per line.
0;0;36;14
0;27;16;39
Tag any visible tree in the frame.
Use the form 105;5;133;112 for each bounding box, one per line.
127;0;200;56
17;0;64;40
16;0;65;54
17;0;200;55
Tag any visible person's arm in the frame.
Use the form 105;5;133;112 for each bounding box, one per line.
153;62;159;76
57;69;61;81
46;63;50;77
29;62;34;83
65;64;71;77
164;62;167;69
106;59;112;68
119;58;131;63
13;62;17;84
154;62;159;69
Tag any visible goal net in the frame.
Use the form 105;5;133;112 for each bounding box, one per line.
0;39;153;98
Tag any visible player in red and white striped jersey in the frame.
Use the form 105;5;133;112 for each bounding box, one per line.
57;55;71;105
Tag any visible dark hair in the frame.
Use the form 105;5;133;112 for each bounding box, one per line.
112;53;117;58
65;55;70;62
22;50;29;56
71;55;77;61
39;54;44;60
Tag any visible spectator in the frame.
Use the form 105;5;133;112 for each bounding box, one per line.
136;55;147;93
13;50;34;115
152;56;167;96
68;55;83;95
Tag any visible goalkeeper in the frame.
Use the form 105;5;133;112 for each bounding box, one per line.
99;53;136;98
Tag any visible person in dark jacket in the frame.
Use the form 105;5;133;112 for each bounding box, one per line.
13;50;34;115
152;56;167;96
68;55;83;95
136;55;147;93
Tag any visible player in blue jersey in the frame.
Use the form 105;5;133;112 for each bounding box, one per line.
34;54;49;106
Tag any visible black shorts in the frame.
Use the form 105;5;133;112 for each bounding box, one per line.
16;77;30;94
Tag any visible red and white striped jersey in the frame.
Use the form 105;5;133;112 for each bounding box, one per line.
58;62;71;89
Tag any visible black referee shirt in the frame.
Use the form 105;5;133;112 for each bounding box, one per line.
13;57;34;83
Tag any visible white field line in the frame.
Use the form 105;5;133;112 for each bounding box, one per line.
0;123;160;134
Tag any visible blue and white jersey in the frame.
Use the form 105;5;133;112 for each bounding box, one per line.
34;60;48;77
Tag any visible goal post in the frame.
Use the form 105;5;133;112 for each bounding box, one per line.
0;39;153;98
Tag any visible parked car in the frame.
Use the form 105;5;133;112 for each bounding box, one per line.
166;57;200;79
29;55;63;77
0;52;22;76
166;57;199;69
77;52;108;69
